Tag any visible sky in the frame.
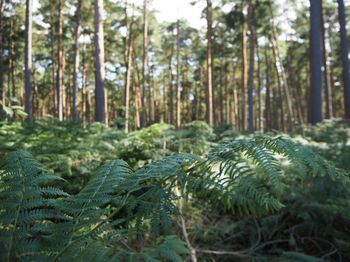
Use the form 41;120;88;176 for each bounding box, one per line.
151;0;205;29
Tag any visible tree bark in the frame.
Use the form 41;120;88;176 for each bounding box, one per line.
141;0;148;127
309;0;323;124
72;0;82;121
124;2;134;133
256;36;263;130
176;19;181;128
169;44;174;125
206;0;214;126
56;0;64;121
241;19;248;131
25;0;33;120
132;40;141;129
94;0;106;123
50;1;56;116
0;0;3;107
264;47;271;131
337;0;350;119
321;0;333;119
9;18;16;99
247;1;255;133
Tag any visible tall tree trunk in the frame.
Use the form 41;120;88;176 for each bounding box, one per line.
256;36;263;131
124;2;134;133
278;75;285;131
231;60;238;129
264;47;271;131
72;0;82;121
148;66;155;123
94;0;106;123
223;59;229;125
50;1;56;116
0;0;3;107
219;56;224;125
82;43;87;124
56;0;64;121
309;0;323;124
162;72;167;122
133;41;141;129
176;19;181;128
247;1;255;133
321;0;333;119
25;0;33;120
9;18;16;100
141;0;148;127
337;0;350;119
241;21;248;131
169;44;174;125
206;0;214;126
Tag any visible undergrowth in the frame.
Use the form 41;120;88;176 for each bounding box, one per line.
1;120;350;261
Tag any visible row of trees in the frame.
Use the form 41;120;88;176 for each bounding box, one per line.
1;0;350;131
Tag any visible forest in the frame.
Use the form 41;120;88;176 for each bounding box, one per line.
1;0;350;261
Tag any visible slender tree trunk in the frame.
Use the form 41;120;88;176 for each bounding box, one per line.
56;0;64;121
132;41;142;129
25;0;33;120
50;1;56;115
94;0;106;123
169;44;174;125
256;37;263;130
337;0;350;119
197;68;203;120
231;60;238;129
320;0;333;119
0;0;3;107
295;77;305;125
241;22;248;131
224;60;229;125
264;47;271;131
206;0;214;126
9;18;16;100
219;57;224;125
309;0;323;124
162;72;167;122
176;19;181;128
141;0;148;127
0;0;5;110
82;43;87;124
124;3;134;133
248;1;255;133
72;0;82;121
148;66;155;123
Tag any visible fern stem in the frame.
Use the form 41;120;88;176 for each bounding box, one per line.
195;248;249;258
175;185;197;262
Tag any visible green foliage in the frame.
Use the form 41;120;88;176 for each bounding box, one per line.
0;151;189;261
1;120;350;261
0;150;68;261
168;121;215;155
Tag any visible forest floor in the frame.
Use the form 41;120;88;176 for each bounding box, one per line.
1;119;350;261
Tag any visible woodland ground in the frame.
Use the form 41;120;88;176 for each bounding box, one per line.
1;120;350;261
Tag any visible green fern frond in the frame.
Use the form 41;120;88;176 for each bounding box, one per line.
188;136;345;216
0;150;68;261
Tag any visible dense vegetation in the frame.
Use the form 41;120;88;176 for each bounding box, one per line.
2;0;350;261
1;120;350;261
